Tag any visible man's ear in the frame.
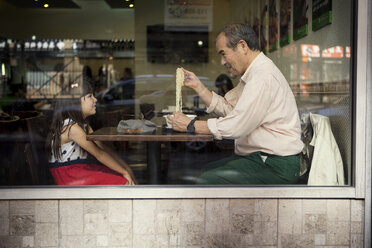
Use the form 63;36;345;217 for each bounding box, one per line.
238;40;249;54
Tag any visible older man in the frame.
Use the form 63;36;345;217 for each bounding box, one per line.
169;23;303;185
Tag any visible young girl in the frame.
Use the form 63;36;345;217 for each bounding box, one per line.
46;81;136;185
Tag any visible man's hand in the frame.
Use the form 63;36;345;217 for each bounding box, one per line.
182;68;203;91
168;112;192;132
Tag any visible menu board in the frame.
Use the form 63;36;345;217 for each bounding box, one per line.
280;0;291;47
312;0;332;31
293;0;308;40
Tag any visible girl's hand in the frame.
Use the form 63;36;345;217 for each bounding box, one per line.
123;172;136;185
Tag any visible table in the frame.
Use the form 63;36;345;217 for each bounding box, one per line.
86;127;214;184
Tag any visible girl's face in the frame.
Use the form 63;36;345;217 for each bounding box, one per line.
81;93;97;118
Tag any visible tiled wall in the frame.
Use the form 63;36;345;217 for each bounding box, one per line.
0;199;364;248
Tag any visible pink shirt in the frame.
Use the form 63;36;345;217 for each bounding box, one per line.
207;52;304;156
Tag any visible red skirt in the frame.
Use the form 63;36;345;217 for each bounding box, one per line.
50;163;128;185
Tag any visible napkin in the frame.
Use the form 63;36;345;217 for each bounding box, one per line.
117;119;157;134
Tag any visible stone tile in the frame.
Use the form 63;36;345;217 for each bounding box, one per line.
59;235;96;248
254;199;277;222
351;221;363;234
205;199;229;235
180;222;204;246
108;200;132;223
326;221;350;245
181;199;204;222
327;199;350;222
108;222;132;247
314;234;326;245
10;215;35;235
60;200;83;235
350;233;363;248
278;234;314;248
230;212;254;234
35;201;58;223
156;209;181;238
303;213;327;234
0;201;9;235
84;200;108;215
278;199;302;235
253;221;277;246
133;234;158;248
0;201;8;215
155;233;181;247
35;223;58;247
240;233;254;246
9;201;35;215
96;235;108;246
302;199;327;213
0;236;22;248
205;233;240;248
156;199;182;211
22;236;34;247
230;199;255;215
133;200;156;235
351;200;364;222
84;213;108;235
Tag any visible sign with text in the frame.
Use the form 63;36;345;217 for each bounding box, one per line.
164;0;213;32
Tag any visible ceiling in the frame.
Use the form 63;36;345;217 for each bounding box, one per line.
4;0;135;9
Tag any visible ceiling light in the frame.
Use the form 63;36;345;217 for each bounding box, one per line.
44;3;49;8
32;35;36;40
129;4;134;7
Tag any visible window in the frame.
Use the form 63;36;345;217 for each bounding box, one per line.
0;0;366;199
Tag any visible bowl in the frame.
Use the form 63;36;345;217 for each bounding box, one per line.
163;114;197;129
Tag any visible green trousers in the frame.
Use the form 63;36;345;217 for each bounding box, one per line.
196;152;300;185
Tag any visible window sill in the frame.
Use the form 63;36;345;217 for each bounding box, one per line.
0;185;358;200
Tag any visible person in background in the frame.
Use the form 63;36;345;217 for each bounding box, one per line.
168;23;303;185
215;73;234;97
46;80;136;185
120;67;134;81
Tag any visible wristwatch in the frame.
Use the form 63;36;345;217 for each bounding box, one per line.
187;119;196;134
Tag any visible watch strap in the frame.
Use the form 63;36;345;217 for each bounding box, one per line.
187;119;196;134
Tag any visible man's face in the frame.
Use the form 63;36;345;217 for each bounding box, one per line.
216;34;246;78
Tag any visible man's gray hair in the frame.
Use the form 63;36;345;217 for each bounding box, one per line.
218;23;260;51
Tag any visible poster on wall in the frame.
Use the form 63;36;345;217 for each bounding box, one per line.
293;0;308;40
312;0;332;31
268;0;278;52
260;0;269;54
164;0;213;32
280;0;291;47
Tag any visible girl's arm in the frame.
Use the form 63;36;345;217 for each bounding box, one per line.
88;126;137;184
68;124;136;185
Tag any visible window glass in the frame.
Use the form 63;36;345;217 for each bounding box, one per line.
0;0;353;187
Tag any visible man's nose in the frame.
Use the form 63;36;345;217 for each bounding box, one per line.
220;57;226;66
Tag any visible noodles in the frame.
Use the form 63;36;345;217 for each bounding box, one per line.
175;68;184;112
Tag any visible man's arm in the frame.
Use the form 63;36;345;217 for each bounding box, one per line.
169;112;211;134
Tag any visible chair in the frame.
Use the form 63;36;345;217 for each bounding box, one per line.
0;115;21;185
24;143;40;185
23;112;52;185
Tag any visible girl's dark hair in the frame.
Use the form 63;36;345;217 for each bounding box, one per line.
215;74;233;89
46;80;93;160
218;23;260;51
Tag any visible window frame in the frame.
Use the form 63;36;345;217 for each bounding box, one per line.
0;0;370;201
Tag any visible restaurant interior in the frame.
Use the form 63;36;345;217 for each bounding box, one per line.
0;0;352;186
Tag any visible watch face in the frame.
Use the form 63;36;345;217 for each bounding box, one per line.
168;1;187;17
